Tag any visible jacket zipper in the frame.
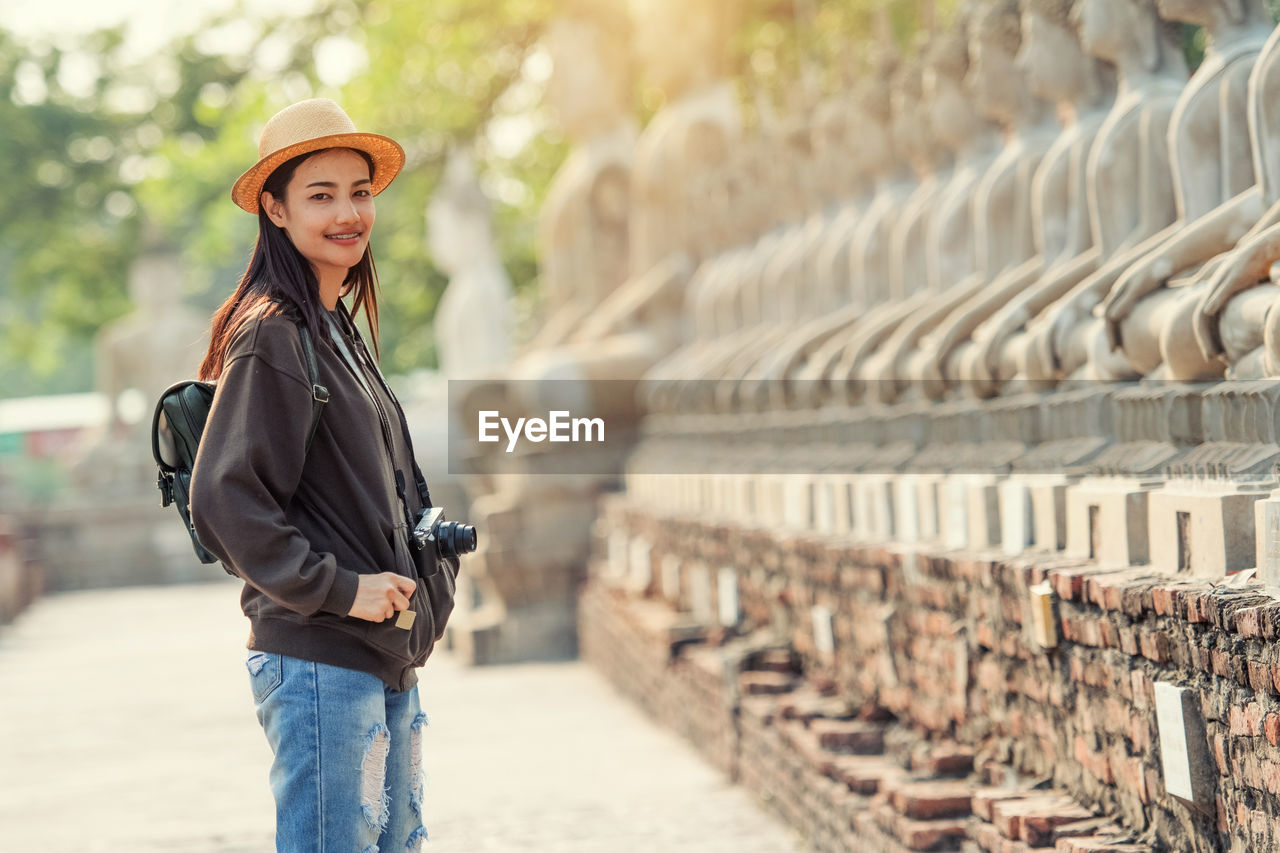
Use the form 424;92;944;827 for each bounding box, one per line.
329;315;415;530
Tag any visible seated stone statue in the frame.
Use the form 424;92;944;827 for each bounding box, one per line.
903;0;1098;399
523;12;637;353
733;59;923;410
428;151;514;377
852;15;1006;404
792;50;953;405
78;228;209;494
1036;0;1274;381
643;134;776;413
962;0;1186;391
1189;24;1280;377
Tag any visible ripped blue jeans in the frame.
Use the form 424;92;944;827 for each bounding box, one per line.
246;651;428;853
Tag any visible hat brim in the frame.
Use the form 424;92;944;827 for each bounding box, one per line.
231;132;406;213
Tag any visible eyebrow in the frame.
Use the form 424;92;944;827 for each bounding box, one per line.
305;178;373;188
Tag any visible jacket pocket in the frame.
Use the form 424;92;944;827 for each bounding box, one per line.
364;525;439;662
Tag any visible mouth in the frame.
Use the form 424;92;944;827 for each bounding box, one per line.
325;232;363;242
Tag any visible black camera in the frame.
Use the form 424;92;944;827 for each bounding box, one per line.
412;507;477;559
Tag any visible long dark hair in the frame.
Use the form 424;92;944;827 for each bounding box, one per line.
199;148;381;380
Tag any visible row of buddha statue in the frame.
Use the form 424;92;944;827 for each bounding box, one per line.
650;0;1280;413
450;0;1280;661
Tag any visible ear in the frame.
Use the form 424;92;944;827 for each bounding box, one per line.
261;191;287;227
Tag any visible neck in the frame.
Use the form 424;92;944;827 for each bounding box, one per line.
1203;7;1268;54
1112;48;1158;98
1008;92;1055;136
317;270;345;311
953;122;996;162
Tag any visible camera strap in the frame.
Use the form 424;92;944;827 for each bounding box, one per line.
333;303;434;510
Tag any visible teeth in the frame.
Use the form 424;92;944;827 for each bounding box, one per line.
327;233;360;239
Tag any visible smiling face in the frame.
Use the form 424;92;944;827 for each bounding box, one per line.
261;148;376;289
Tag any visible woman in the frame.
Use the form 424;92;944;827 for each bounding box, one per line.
190;98;432;852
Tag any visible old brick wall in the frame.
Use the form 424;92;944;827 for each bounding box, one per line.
580;496;1280;852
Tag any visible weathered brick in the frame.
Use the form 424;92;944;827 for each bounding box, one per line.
1266;713;1280;748
740;671;796;696
894;815;969;852
1249;659;1274;695
890;781;974;820
1138;631;1169;663
1236;606;1267;639
972;789;1031;822
1151;585;1177;617
808;718;884;755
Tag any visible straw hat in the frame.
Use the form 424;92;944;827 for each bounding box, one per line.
231;98;405;213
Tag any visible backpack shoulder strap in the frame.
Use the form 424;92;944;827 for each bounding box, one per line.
296;323;329;452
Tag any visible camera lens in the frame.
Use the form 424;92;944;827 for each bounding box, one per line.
439;521;478;557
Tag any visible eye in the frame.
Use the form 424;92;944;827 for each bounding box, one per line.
354;189;372;197
310;192;332;201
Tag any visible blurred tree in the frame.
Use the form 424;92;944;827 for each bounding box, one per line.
21;0;1225;396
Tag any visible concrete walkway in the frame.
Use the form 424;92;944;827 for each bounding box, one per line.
0;579;809;852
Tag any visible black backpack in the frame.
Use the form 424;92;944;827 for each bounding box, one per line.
151;323;328;568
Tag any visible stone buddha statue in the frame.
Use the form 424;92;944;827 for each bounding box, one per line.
500;0;740;408
709;103;867;411
793;50;953;404
1189;24;1280;377
95;231;208;434
731;58;921;411
1098;0;1275;381
904;0;1087;398
523;4;636;354
444;0;640;663
962;0;1186;390
854;14;1006;403
80;227;209;494
428;151;514;377
642;132;772;413
1035;0;1274;381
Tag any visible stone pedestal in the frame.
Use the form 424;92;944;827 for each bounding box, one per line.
1027;475;1073;552
1147;482;1268;577
961;473;1003;550
1065;477;1158;566
999;472;1077;553
892;474;925;544
856;474;897;542
998;476;1034;556
912;473;946;544
813;473;852;535
1254;491;1280;588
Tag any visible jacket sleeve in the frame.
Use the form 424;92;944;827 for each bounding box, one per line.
190;319;359;618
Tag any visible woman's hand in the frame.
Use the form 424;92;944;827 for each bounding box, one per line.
348;572;417;622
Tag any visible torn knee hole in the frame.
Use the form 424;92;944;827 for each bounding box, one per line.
361;723;391;833
409;712;428;812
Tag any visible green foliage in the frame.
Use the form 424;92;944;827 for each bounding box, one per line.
12;0;1214;395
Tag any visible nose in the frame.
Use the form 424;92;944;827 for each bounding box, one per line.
335;198;361;224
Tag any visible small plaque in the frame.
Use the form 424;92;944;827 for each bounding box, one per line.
661;554;681;600
690;565;713;623
607;530;629;580
1028;582;1057;649
718;567;739;627
395;609;416;630
628;537;652;591
812;605;835;658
